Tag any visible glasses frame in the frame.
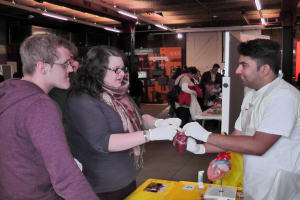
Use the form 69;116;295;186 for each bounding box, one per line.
52;60;72;69
105;66;128;74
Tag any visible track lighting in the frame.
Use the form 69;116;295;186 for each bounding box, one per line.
255;0;261;10
155;24;168;30
117;10;137;19
104;27;121;33
42;12;68;21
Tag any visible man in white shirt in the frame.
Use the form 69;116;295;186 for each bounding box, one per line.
183;39;300;200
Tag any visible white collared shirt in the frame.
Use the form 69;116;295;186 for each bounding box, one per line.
234;76;300;200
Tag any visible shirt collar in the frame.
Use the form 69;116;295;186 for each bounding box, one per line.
253;74;282;99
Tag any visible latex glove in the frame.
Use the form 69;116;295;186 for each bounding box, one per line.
154;118;182;128
186;137;206;154
149;125;178;141
183;122;211;142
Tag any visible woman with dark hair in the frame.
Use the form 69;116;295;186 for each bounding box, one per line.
65;45;181;200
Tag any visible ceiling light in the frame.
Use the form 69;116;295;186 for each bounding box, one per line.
177;33;183;39
104;27;121;33
117;10;137;19
42;12;68;21
255;0;261;10
261;18;266;25
155;24;168;30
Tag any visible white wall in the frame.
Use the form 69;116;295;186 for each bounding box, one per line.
186;32;222;74
186;30;263;74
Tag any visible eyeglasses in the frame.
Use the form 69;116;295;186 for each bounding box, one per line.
106;66;128;74
53;60;72;69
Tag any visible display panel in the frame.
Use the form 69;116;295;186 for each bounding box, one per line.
158;77;168;85
138;71;148;79
152;69;165;77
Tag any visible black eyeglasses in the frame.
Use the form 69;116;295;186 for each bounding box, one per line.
105;66;128;74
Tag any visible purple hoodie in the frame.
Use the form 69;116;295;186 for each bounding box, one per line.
0;79;98;200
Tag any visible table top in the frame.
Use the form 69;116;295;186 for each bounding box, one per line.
194;109;222;120
125;178;243;200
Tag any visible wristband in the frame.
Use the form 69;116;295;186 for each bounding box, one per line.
143;130;149;142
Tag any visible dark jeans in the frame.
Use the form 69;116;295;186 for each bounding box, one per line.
175;107;191;127
167;101;176;117
97;180;136;200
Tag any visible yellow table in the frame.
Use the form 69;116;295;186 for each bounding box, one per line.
125;179;243;200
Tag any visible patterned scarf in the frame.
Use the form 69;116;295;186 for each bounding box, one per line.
99;79;145;168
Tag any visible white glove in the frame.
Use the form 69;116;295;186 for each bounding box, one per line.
154;118;182;128
149;125;178;141
183;122;211;142
186;138;206;154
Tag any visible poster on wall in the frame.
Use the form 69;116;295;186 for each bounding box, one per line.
135;47;181;103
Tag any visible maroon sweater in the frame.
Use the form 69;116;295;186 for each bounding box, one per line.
0;79;98;200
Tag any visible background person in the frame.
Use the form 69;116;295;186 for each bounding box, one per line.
49;42;80;131
65;45;181;200
174;66;201;127
184;39;300;200
0;34;98;200
200;63;222;86
198;81;219;111
167;67;182;117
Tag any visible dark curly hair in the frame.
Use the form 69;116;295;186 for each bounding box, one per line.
238;39;281;75
186;66;198;75
72;45;125;98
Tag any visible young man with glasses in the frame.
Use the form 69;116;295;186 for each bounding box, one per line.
0;34;98;200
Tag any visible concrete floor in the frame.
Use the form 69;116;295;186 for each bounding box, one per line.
137;103;218;186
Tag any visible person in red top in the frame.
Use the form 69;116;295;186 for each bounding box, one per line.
174;67;202;126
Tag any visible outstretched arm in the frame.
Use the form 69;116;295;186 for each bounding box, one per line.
206;131;280;155
184;122;281;155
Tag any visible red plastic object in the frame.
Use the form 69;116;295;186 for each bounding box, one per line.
173;131;188;154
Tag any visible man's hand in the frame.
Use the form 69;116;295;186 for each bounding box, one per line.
183;122;211;142
154;118;182;128
149;125;178;141
186;138;206;154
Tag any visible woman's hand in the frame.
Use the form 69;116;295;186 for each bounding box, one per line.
149;125;178;141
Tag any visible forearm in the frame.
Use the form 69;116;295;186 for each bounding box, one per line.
207;134;265;155
142;114;157;129
108;130;149;152
204;142;226;153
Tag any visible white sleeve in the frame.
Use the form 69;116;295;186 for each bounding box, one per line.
234;112;242;131
257;91;298;137
181;82;196;95
234;94;250;132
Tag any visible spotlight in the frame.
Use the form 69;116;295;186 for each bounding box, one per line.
177;33;183;39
